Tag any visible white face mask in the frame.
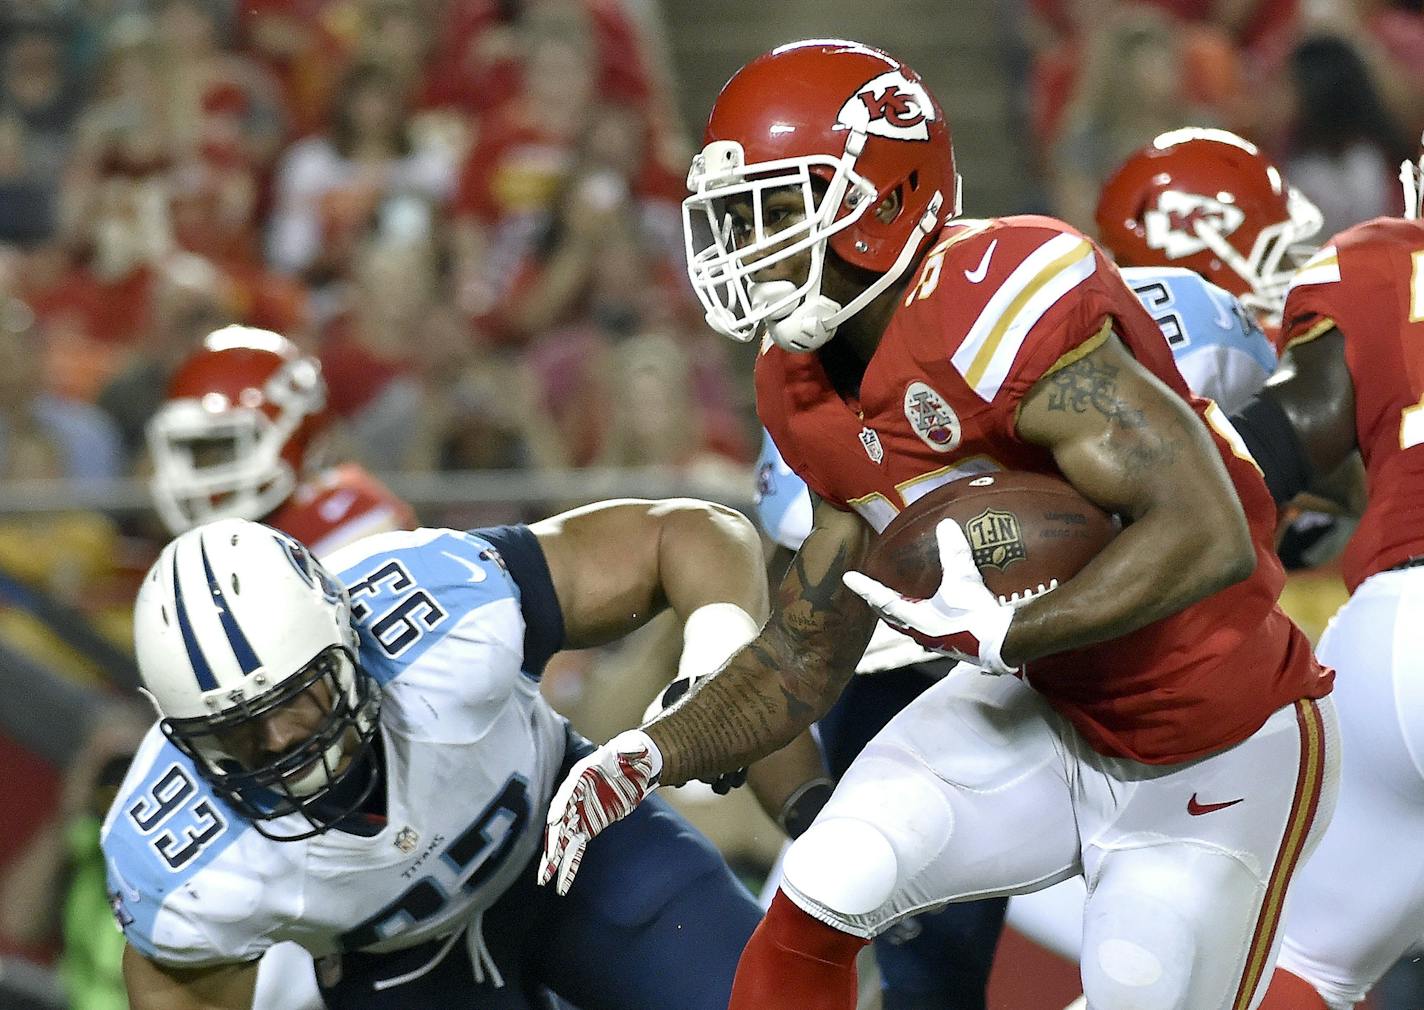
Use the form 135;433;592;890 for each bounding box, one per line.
682;136;948;353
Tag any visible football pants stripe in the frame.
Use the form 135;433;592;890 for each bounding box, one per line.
1231;698;1326;1010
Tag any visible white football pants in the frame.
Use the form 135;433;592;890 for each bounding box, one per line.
781;669;1338;1010
1275;566;1424;1009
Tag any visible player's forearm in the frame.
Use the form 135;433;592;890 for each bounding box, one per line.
1000;502;1254;666
647;517;874;785
650;586;872;783
745;729;834;837
644;627;827;785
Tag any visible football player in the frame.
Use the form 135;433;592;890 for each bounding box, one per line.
146;324;417;1009
736;159;1292;990
103;501;767;1009
540;40;1337;1010
1212;149;1424;1010
1008;127;1331;964
1095;128;1363;572
147;325;414;554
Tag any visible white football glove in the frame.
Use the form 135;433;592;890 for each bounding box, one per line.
842;519;1019;676
538;729;662;896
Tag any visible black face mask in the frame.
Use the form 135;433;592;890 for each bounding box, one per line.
161;646;383;841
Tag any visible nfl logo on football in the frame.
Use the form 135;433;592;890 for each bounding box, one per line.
966;508;1027;570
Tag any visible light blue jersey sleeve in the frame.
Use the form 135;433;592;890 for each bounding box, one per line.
328;528;528;687
1121;265;1277;414
102;728;263;966
754;430;814;552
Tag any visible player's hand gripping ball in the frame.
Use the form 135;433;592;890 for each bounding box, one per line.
844;472;1116;673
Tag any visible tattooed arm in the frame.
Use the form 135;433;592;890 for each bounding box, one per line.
1000;330;1255;665
645;500;877;787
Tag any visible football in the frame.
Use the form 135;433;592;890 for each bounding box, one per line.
861;471;1117;605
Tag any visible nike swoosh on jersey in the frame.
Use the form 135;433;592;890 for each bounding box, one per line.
318;490;359;523
1186;793;1244;816
441;550;489;583
963;239;998;283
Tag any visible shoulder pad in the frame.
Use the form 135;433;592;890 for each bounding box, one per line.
331;529;528;719
101;729;271;966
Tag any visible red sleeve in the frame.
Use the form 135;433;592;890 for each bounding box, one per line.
1280;221;1405;351
912;217;1187;439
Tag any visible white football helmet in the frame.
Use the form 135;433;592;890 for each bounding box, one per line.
133;518;380;839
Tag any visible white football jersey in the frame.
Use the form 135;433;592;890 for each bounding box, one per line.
102;527;567;967
1118;265;1277;415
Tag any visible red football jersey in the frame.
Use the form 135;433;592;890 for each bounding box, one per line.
759;215;1330;764
264;463;416;558
1281;217;1424;592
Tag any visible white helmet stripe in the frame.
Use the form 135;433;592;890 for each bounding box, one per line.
171;548;219;691
199;537;262;675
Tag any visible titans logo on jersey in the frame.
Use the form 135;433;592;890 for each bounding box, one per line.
101;528;567;967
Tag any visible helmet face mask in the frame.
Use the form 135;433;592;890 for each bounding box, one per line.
683;40;959;353
684;141;878;345
134;520;381;842
161;644;381;841
149;400;299;533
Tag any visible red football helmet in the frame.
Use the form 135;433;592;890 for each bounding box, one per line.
683;39;960;352
148;326;330;534
1096;128;1321;320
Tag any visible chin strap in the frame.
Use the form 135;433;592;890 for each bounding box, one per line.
766;190;948;353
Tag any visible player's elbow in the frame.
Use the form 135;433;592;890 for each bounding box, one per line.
1196;503;1256;594
654;499;769;616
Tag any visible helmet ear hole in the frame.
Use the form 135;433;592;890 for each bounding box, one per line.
875;188;903;225
908;170;920;192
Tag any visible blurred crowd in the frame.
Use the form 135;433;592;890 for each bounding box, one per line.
0;0;752;500
1032;0;1424;236
3;0;1424;1006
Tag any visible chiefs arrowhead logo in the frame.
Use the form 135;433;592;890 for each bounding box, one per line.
904;381;961;453
838;70;934;141
1142;191;1246;260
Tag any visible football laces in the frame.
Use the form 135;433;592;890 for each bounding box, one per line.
996;578;1059;608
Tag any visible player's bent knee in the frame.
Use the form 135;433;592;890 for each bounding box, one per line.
782;818;898;917
1081;896;1200;1010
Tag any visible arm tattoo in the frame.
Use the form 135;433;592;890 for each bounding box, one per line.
650;536;875;785
1044;353;1186;476
1045;356;1148;430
